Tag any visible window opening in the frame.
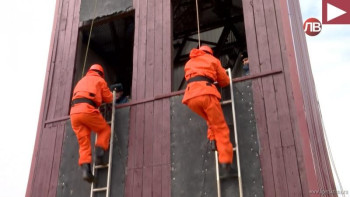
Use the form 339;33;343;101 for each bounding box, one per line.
73;11;135;100
172;0;248;91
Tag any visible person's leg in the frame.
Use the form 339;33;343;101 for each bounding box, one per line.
186;96;215;141
71;113;92;165
83;111;111;151
203;95;233;164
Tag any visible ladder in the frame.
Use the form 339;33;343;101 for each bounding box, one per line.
214;68;243;197
90;90;116;197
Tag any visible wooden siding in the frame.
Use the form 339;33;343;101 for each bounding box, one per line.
26;0;81;196
287;0;336;193
243;0;335;196
125;0;172;196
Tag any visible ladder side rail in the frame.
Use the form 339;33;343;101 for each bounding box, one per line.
215;151;222;197
91;135;97;197
106;90;116;197
227;68;243;197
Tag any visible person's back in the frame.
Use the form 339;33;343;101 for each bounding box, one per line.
182;47;230;104
71;70;113;115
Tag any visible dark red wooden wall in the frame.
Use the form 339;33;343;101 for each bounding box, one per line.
243;0;335;196
124;0;172;196
287;0;336;193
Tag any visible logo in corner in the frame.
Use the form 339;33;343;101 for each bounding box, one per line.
322;0;350;24
304;18;322;36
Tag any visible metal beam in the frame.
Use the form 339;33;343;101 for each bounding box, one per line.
186;37;217;46
174;15;243;39
213;24;231;57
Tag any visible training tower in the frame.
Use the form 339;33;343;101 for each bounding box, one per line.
27;0;336;196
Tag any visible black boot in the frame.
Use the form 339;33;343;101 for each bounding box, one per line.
95;146;106;165
219;163;238;180
81;163;94;183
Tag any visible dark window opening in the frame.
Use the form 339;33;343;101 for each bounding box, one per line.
73;11;135;99
172;0;248;91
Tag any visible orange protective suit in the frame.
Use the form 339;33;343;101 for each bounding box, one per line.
70;70;113;165
182;48;233;164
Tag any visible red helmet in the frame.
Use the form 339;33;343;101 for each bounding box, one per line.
89;64;104;77
199;45;213;55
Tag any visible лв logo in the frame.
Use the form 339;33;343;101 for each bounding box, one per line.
322;0;350;24
304;18;322;36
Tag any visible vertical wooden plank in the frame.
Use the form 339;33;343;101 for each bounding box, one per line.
136;0;147;100
154;0;163;97
48;124;65;197
125;169;134;197
32;126;57;197
264;0;295;147
153;101;163;165
133;169;143;197
153;0;164;166
61;0;82;115
142;167;153;197
131;0;140;98
162;0;171;165
161;164;171;197
162;0;171;94
261;75;289;197
251;80;276;197
161;1;171;195
52;0;77;118
135;104;145;168
144;102;154;166
153;166;162;197
46;0;70;120
146;0;155;98
134;3;147;187
242;0;276;196
283;146;304;196
144;0;155;169
262;0;303;195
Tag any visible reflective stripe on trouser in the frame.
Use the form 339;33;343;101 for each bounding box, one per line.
186;95;233;164
70;112;111;165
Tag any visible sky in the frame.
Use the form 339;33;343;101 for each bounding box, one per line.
0;0;349;197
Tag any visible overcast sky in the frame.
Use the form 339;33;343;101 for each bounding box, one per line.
0;0;349;196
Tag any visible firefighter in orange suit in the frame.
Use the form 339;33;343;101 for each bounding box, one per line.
70;64;113;183
182;46;236;179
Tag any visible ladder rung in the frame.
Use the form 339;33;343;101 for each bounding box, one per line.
93;187;107;192
107;121;111;124
95;164;109;169
221;100;232;105
233;147;236;151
